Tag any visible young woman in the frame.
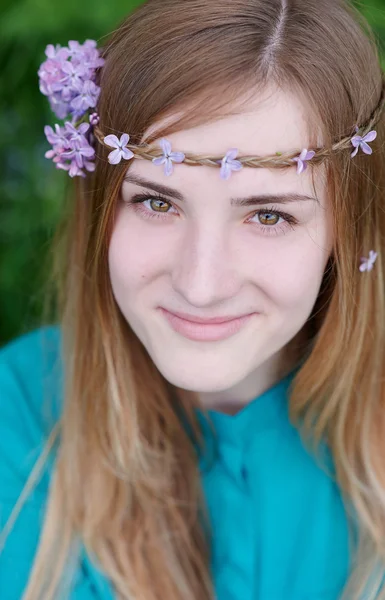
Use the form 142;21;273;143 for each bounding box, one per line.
1;0;384;598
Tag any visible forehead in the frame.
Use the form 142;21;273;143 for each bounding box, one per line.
133;83;327;201
144;83;320;153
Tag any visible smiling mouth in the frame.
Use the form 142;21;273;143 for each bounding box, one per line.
159;308;257;342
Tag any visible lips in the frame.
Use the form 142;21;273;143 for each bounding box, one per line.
162;309;251;324
159;308;256;342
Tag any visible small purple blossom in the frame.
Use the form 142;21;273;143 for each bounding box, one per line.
359;250;378;272
351;129;377;158
45;44;70;61
44;121;95;178
60;60;87;90
67;40;105;70
70;80;100;116
38;39;104;119
89;112;100;126
219;148;243;180
48;97;70;120
38;59;65;96
44;124;68;147
152;139;185;176
292;149;316;175
104;134;135;165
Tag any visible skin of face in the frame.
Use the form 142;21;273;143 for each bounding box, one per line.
108;83;334;414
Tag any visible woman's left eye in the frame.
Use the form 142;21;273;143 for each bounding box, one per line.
125;192;299;236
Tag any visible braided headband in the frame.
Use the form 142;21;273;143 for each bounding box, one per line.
39;39;383;273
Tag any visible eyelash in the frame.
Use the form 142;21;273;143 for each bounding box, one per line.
124;192;298;236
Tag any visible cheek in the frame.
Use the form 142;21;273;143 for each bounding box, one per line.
266;244;328;319
108;213;168;294
254;236;330;315
108;228;139;297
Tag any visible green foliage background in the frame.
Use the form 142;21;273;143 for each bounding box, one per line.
1;0;384;347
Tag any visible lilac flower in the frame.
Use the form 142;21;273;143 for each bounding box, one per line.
45;44;70;61
68;40;105;71
44;124;68;147
63;121;91;141
359;250;378;272
351;130;377;158
44;122;95;178
60;60;88;92
56;159;95;177
152;139;185;176
38;39;104;119
67;40;85;57
219;148;243;180
104;134;135;165
45;147;65;164
48;96;70;120
70;80;100;115
292;149;316;175
89;112;100;126
38;59;66;96
61;143;95;169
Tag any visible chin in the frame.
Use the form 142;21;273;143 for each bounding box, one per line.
153;358;245;394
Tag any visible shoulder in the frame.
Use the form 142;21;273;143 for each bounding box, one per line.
0;324;62;377
0;327;72;598
0;325;63;437
0;325;63;504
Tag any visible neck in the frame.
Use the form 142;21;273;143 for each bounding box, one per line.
196;327;310;415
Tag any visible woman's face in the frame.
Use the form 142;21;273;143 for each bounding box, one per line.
108;84;333;411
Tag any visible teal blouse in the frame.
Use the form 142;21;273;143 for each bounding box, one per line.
0;326;351;599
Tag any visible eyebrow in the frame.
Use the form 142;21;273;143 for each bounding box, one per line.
123;174;320;206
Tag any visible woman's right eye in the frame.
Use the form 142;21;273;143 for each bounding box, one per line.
125;193;177;221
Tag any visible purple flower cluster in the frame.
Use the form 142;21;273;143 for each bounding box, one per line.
38;40;104;120
44;122;95;178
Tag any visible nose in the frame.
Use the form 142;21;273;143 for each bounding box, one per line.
170;224;243;308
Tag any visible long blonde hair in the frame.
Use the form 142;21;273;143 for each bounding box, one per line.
1;0;385;598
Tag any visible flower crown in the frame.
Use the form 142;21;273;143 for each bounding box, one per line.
38;38;383;273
